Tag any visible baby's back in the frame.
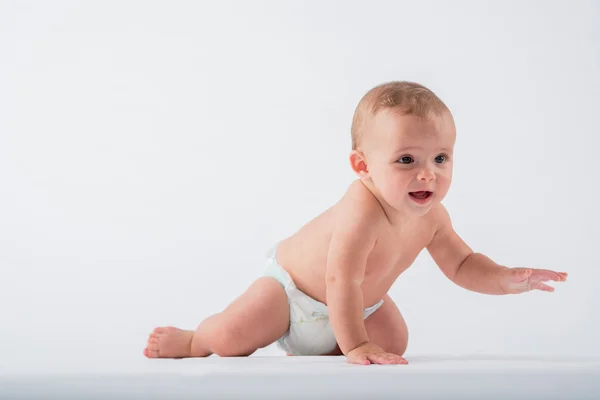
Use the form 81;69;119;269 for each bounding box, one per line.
275;180;437;308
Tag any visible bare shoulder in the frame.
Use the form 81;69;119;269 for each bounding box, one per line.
325;180;386;281
428;202;451;223
425;202;452;241
327;180;387;256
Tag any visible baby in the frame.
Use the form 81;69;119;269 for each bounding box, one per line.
143;81;568;365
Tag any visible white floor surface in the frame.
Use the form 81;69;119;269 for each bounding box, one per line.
1;354;599;399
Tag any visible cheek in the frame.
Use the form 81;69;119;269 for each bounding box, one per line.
370;165;411;189
436;170;453;191
380;169;411;194
441;168;453;183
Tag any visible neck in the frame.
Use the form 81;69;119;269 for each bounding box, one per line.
358;179;416;227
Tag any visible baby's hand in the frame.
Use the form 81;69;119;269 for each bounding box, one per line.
346;342;408;365
499;267;568;294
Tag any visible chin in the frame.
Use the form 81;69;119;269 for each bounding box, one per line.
409;206;433;217
386;200;432;217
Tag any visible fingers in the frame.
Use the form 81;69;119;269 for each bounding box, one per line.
511;268;532;282
366;352;408;365
348;352;408;365
532;269;564;282
512;268;569;283
534;282;555;292
391;355;408;364
349;354;370;365
558;272;569;281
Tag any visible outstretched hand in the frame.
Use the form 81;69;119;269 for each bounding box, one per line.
499;267;568;294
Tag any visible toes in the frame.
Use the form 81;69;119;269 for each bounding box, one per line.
153;327;166;334
149;337;158;344
147;341;159;351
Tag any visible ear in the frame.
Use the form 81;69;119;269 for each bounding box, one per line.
349;150;370;179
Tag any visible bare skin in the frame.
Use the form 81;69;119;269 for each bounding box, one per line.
144;107;568;365
144;181;415;362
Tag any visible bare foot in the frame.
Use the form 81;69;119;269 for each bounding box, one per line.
143;327;194;358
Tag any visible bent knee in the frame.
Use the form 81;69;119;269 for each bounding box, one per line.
388;340;407;356
383;331;408;356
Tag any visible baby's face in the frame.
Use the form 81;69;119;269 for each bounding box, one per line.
363;109;456;216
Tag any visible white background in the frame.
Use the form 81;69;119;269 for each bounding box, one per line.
1;0;598;372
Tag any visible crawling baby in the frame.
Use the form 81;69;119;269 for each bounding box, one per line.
144;81;568;365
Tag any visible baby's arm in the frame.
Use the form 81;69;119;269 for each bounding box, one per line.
426;204;503;294
427;204;567;294
325;185;405;365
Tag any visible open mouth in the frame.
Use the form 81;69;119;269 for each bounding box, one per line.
409;191;432;199
409;191;433;203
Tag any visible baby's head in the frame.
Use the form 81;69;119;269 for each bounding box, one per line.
349;81;456;217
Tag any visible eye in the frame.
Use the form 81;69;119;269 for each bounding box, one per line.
398;155;414;164
434;154;447;164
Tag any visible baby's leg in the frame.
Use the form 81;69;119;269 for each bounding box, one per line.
318;294;408;357
144;277;290;358
363;294;408;356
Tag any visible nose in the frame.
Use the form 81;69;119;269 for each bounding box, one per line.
417;168;436;182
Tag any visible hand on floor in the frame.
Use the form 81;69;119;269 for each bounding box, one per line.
346;342;408;365
499;267;568;294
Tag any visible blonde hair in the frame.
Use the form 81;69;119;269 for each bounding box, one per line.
350;81;449;150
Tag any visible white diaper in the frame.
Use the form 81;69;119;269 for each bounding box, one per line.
263;244;384;356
